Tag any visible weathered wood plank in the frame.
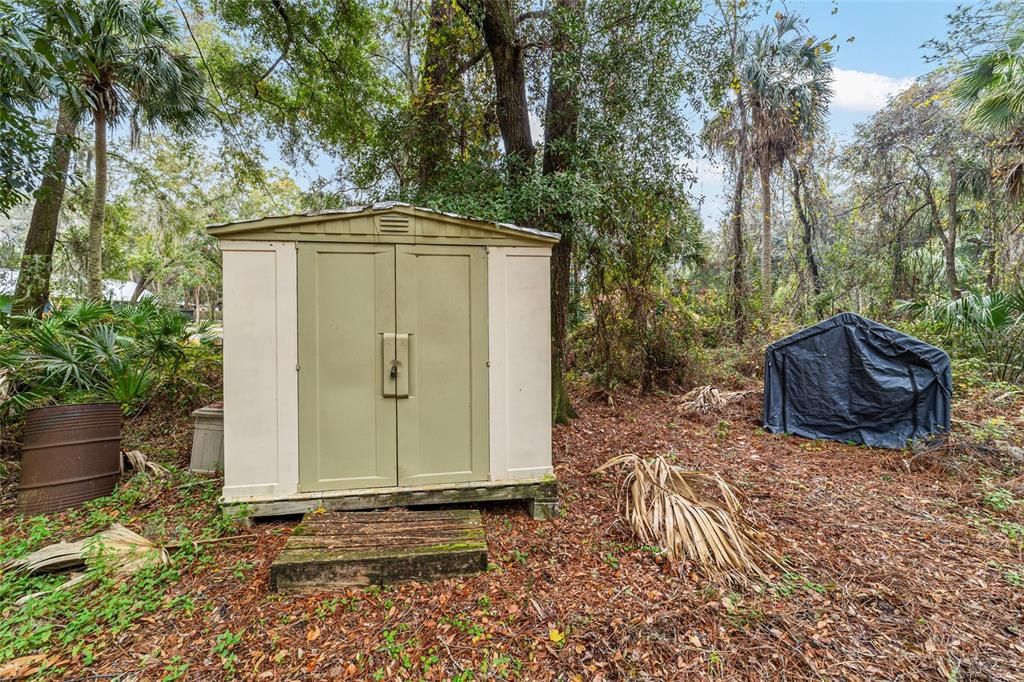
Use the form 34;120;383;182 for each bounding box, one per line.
284;530;485;550
225;478;558;521
270;509;488;592
295;520;478;530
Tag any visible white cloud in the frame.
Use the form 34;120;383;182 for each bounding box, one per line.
832;68;914;114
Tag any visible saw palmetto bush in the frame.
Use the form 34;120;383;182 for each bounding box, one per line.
899;286;1024;384
595;454;775;580
0;299;217;415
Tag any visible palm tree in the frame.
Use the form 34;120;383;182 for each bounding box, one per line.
62;0;206;299
701;0;753;343
952;28;1024;199
741;14;832;308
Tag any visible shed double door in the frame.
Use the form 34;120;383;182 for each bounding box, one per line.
297;243;488;492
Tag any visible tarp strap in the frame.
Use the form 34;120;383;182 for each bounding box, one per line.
907;367;919;436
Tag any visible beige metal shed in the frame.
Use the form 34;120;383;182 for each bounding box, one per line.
208;202;559;519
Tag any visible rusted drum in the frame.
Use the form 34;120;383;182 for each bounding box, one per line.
17;403;122;515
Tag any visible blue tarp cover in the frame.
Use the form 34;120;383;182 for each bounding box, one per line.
763;312;952;449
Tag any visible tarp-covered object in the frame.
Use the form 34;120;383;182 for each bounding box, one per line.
763;312;951;448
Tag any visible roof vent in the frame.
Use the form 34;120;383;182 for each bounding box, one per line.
377;214;411;234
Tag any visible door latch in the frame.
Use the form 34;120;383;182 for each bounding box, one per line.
382;333;411;398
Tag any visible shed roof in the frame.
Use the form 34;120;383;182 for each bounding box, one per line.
206;201;560;244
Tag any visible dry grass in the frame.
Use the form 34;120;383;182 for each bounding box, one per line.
594;453;775;581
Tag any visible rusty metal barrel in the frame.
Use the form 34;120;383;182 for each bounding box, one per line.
17;403;122;515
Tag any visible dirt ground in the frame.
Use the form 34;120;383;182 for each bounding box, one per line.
3;384;1024;681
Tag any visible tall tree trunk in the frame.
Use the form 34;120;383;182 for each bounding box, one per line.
86;108;108;300
759;159;772;310
12;102;76;315
415;0;459;189
985;157;999;291
729;93;748;344
544;0;581;424
945;160;960;299
460;0;534;194
891;225;905;301
790;163;823;317
729;162;747;343
550;238;575;423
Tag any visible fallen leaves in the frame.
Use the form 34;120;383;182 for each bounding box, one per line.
0;654;65;680
3;387;1023;680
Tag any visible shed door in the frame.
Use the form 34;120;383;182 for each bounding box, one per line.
298;243;488;492
298;244;397;491
397;245;489;486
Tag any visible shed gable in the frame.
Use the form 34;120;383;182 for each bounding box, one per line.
207;204;558;247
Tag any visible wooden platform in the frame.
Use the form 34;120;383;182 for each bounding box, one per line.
225;477;559;521
270;509;488;592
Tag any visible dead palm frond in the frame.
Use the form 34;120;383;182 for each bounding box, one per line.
122;449;170;477
595;454;776;580
679;385;751;414
4;524;171;606
3;524;169;578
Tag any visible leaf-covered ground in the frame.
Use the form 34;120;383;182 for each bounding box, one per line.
2;384;1023;681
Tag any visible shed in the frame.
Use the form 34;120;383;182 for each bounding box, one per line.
207;202;559;518
763;312;952;449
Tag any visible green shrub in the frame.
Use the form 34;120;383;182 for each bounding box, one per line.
0;299;218;416
898;288;1024;384
574;287;698;392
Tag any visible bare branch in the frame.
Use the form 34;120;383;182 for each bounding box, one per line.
516;9;549;24
254;0;294;95
456;47;489;75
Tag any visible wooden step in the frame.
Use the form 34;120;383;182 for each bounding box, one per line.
270;509;488;592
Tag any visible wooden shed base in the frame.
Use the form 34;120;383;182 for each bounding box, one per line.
270;509;488;592
225;478;559;521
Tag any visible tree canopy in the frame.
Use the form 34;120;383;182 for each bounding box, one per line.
3;0;1024;398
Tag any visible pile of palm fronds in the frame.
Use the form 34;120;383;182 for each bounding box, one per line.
595;454;775;580
679;385;751;414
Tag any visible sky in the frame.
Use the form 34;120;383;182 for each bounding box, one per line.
694;0;962;223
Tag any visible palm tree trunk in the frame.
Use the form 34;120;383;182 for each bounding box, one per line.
728;85;749;344
86;107;108;300
12;101;76;315
759;160;772;310
730;157;747;344
945;159;960;300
